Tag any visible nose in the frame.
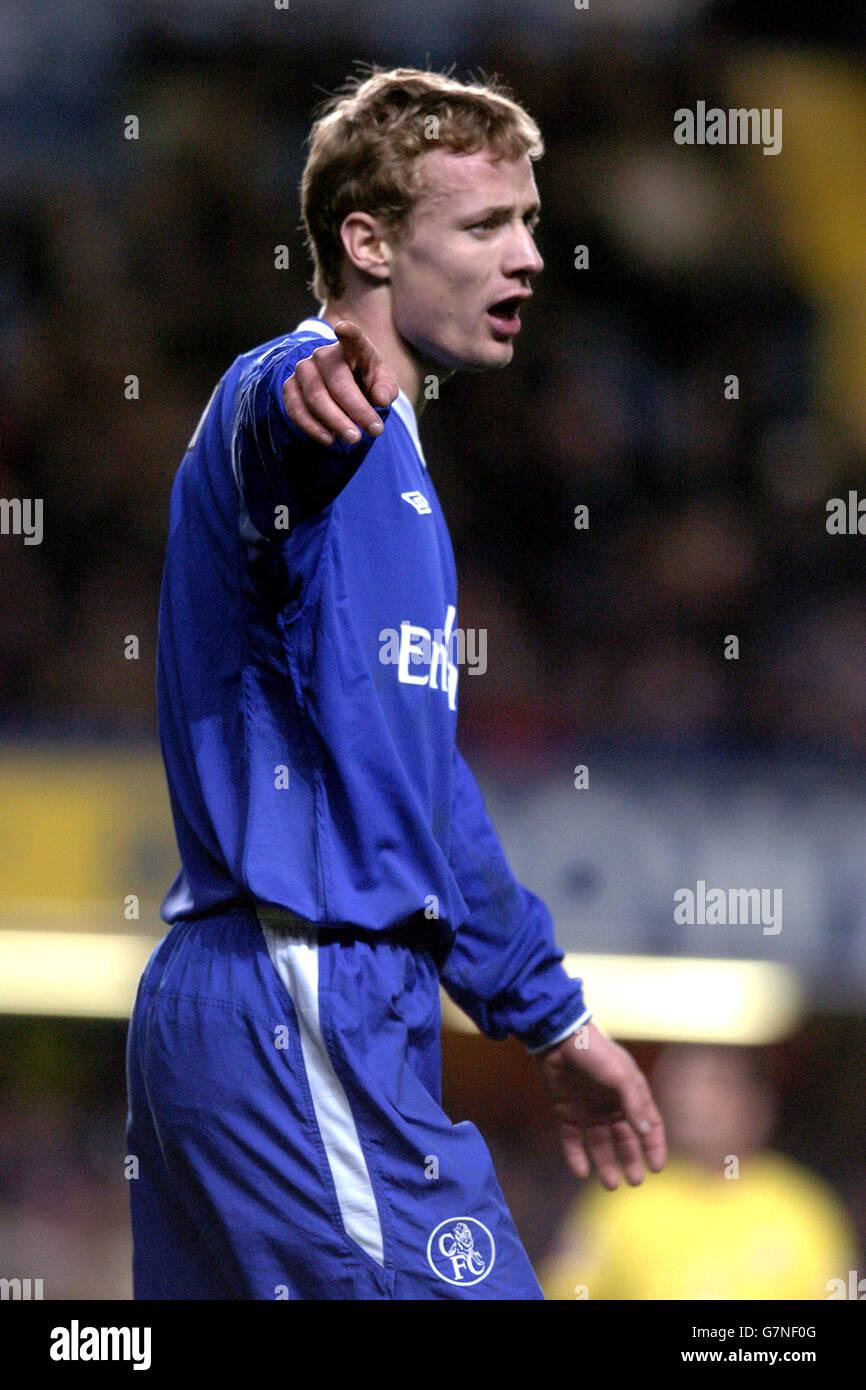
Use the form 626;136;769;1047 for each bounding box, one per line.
506;221;544;279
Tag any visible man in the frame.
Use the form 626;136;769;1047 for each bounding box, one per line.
126;66;665;1301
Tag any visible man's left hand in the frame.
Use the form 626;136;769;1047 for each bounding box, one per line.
533;1019;667;1190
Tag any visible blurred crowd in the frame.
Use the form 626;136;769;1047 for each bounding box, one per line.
0;1020;131;1298
0;5;865;759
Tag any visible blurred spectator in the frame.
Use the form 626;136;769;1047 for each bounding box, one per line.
540;1044;858;1299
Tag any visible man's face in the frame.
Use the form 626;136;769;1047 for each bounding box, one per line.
385;147;544;372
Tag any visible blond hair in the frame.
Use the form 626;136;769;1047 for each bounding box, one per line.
300;66;544;302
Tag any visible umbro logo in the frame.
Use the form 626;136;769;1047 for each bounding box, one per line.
401;490;431;515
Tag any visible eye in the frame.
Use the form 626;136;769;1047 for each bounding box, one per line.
467;211;540;235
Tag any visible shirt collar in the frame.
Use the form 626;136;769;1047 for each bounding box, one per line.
294;316;427;469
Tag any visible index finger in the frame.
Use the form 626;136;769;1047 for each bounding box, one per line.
316;353;391;436
333;319;376;374
334;321;396;407
639;1115;667;1173
626;1081;667;1173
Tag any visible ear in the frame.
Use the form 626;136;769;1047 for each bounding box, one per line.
339;211;392;283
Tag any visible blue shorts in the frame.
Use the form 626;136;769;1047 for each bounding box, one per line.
125;903;544;1299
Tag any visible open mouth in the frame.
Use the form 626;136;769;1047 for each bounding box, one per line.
485;297;525;335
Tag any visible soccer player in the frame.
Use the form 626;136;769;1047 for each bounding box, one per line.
126;66;666;1300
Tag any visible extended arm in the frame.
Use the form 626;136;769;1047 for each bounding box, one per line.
231;321;398;536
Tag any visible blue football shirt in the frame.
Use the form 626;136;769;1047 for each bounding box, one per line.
156;316;588;1049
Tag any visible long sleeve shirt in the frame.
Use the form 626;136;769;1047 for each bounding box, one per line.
156;316;589;1051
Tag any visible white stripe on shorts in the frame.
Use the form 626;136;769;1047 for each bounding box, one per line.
257;907;385;1267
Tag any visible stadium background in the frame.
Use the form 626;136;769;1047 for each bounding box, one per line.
1;0;866;1297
